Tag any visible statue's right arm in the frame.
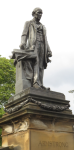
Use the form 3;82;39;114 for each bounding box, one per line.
19;21;30;50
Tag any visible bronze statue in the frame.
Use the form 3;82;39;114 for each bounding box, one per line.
19;8;52;89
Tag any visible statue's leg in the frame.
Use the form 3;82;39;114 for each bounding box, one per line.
33;59;40;86
33;41;44;87
25;60;33;86
38;42;44;86
39;68;44;86
33;41;41;87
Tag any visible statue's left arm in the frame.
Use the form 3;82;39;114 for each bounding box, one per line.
47;42;52;62
19;21;30;50
43;25;52;62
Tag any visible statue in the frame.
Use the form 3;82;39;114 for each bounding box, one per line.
5;8;70;115
19;8;52;89
11;8;52;93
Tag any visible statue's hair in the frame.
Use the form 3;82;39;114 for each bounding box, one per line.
32;7;43;16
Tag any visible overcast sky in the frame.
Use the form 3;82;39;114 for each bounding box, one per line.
0;0;74;113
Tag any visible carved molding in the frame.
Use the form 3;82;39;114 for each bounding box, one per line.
14;121;29;133
4;98;70;114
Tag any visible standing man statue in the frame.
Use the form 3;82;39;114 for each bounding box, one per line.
19;8;52;89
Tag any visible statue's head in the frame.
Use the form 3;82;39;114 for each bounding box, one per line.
32;8;43;21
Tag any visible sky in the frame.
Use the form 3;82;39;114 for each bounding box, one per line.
0;0;74;113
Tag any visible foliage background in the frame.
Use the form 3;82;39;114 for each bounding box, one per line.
0;107;5;146
0;56;16;105
0;56;15;146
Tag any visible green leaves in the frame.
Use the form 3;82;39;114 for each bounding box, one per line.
0;56;16;104
0;107;5;146
0;56;16;146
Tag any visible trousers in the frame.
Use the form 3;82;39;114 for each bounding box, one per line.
33;41;44;86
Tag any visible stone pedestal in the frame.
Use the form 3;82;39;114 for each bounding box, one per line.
15;61;32;94
11;49;37;94
0;88;74;150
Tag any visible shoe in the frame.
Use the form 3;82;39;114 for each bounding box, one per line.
33;82;41;89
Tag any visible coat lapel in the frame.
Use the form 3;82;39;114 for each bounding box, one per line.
30;20;37;44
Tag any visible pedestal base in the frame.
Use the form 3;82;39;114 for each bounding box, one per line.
0;88;74;150
2;118;74;150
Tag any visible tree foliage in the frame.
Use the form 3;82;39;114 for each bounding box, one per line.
0;107;5;146
0;56;16;104
0;56;15;146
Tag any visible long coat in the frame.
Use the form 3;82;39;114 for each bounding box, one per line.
20;19;52;69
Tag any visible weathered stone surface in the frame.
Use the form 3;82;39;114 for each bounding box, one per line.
0;147;13;150
1;87;70;119
0;88;72;126
0;88;74;150
1;118;74;150
11;49;37;60
7;87;65;105
31;130;74;150
1;7;74;150
0;146;20;150
4;97;70;114
11;8;52;94
2;130;29;150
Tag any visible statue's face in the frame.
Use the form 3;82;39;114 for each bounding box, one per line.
34;10;42;20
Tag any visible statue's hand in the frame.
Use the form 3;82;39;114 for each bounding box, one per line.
47;51;52;63
47;58;51;63
47;51;52;57
19;44;26;50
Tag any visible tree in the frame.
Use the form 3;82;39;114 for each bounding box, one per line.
0;107;5;146
68;90;74;93
0;56;16;104
0;56;15;146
